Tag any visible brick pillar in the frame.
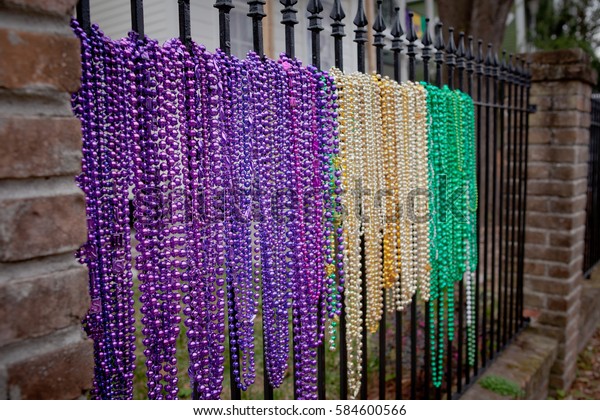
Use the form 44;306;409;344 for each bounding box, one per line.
524;49;597;391
0;1;93;398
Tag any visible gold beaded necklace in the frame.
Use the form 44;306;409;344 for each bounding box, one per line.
331;70;431;398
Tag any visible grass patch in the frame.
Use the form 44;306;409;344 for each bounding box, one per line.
479;375;524;398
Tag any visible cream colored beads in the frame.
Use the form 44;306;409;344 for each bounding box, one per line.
330;70;430;399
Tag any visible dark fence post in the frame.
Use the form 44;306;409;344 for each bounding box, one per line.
420;17;433;400
280;0;298;58
390;6;403;400
421;18;432;84
352;0;368;400
330;0;345;71
178;0;191;46
483;43;494;364
307;1;326;400
247;1;266;57
76;0;91;34
508;56;522;341
213;0;241;401
307;0;324;69
405;11;418;401
329;0;347;400
245;0;273;400
214;0;234;55
444;27;456;399
433;23;444;87
353;0;367;74
446;27;456;89
465;34;476;385
456;32;465;92
455;29;466;395
372;0;386;400
130;0;144;37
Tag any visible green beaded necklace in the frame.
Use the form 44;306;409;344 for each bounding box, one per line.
422;82;478;387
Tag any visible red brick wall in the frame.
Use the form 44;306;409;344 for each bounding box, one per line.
0;0;92;399
524;49;597;391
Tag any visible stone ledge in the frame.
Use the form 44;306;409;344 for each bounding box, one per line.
461;329;558;400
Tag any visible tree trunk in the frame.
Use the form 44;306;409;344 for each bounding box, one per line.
438;0;514;51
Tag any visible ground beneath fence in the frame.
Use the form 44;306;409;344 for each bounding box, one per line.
563;325;600;400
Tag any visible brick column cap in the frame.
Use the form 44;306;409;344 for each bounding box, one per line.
526;48;597;86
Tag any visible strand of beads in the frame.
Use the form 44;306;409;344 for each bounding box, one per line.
257;54;289;389
380;76;400;299
330;69;362;398
228;53;258;391
422;82;478;387
319;73;344;350
184;42;211;399
73;22;138;399
110;34;137;399
460;90;478;367
294;59;324;400
364;73;384;334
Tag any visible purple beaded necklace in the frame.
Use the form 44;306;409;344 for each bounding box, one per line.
73;21;136;399
74;22;341;400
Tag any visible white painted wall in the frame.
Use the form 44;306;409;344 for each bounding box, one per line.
89;0;359;72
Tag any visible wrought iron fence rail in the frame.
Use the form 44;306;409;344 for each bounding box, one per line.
75;0;533;401
584;94;600;278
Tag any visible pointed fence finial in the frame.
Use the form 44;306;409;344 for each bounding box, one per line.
446;27;457;55
330;0;345;21
457;32;465;59
421;18;433;83
466;35;474;61
307;0;324;31
406;11;417;43
422;18;432;47
434;22;444;50
373;0;386;47
390;6;403;51
485;43;493;66
280;0;298;57
353;0;368;44
330;0;345;69
373;0;385;32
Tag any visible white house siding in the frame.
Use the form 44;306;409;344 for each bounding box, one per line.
89;0;359;72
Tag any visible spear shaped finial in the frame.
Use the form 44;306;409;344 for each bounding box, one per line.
307;0;323;30
373;0;386;48
465;35;474;61
373;0;385;33
391;6;403;55
434;22;444;51
406;11;417;43
390;6;403;40
516;56;524;78
446;27;456;54
457;32;465;58
330;0;345;21
422;18;432;47
353;0;367;28
307;0;323;14
484;43;494;66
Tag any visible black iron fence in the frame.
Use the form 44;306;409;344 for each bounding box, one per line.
75;0;533;400
584;94;600;278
